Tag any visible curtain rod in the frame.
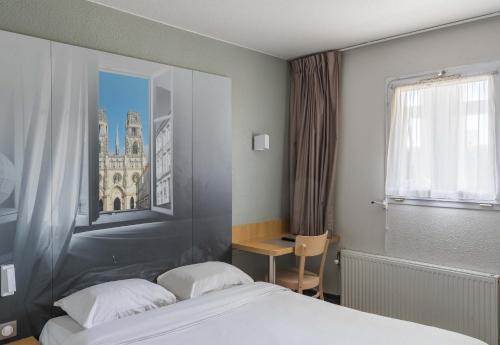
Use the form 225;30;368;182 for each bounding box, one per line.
338;11;500;52
389;69;499;89
416;70;499;84
289;11;500;61
289;49;338;62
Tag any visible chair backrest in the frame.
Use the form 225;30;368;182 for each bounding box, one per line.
294;232;329;257
295;231;329;294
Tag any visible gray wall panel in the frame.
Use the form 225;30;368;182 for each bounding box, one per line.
0;32;230;343
193;71;232;263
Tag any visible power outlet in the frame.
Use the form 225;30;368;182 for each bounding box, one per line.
0;320;17;340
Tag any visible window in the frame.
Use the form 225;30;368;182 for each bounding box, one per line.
132;173;140;184
96;71;151;215
88;65;173;224
386;73;497;204
113;173;122;184
72;49;176;230
152;83;173;213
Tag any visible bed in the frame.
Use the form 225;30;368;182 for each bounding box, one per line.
40;282;486;345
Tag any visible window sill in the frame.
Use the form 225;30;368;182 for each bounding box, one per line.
386;197;500;211
74;209;171;233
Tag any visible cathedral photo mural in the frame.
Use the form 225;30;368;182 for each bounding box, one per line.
97;70;173;215
0;29;231;341
98;72;152;213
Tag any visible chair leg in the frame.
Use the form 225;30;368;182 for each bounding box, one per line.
309;287;320;299
318;284;324;300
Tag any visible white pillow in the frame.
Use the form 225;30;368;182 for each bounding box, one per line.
54;278;176;329
157;261;253;300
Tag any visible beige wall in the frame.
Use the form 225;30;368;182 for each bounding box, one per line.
330;16;500;294
0;0;289;226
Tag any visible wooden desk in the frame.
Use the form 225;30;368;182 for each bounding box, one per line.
233;237;294;283
232;220;340;283
6;336;39;345
232;238;295;256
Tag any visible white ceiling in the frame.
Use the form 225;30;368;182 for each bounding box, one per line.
89;0;500;60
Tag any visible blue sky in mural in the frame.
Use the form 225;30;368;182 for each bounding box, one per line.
99;71;150;154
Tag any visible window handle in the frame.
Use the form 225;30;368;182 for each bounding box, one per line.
479;203;494;208
392;198;405;202
370;200;387;209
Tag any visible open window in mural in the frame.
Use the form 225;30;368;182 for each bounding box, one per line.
62;48;177;229
98;71;150;213
87;60;174;223
96;69;174;217
152;73;174;213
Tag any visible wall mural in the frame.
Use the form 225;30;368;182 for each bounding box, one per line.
0;30;232;341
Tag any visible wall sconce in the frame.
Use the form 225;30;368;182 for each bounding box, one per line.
253;134;269;151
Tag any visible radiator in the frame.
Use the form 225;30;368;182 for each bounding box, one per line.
341;249;499;345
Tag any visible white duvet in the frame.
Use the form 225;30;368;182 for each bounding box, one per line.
58;282;485;345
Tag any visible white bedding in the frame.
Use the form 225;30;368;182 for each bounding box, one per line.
42;282;486;345
39;315;83;345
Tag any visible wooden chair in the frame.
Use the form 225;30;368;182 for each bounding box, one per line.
276;231;329;299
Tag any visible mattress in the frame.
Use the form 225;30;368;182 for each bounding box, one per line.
39;315;83;345
40;282;486;345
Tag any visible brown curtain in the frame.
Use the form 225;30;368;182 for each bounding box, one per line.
289;51;340;236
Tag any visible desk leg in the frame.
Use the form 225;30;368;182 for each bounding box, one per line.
268;256;276;284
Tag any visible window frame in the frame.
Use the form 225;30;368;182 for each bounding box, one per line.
76;63;174;231
150;75;174;216
384;61;500;211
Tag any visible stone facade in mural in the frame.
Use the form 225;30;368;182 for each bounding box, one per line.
98;108;148;212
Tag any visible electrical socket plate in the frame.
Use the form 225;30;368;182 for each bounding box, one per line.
0;320;17;340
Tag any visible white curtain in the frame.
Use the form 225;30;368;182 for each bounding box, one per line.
51;43;97;271
2;36;95;333
0;32;55;333
386;75;497;201
1;33;54;324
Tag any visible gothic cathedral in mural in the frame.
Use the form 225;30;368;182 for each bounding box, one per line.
98;108;148;212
